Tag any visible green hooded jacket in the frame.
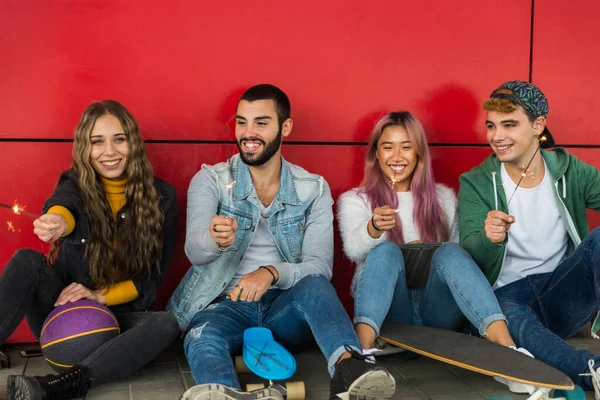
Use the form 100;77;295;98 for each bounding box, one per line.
458;147;600;333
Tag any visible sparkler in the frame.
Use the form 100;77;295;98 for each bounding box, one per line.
506;135;547;207
0;202;40;219
225;180;236;191
7;221;15;232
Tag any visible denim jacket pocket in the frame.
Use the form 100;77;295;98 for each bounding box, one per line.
217;205;253;251
279;215;306;261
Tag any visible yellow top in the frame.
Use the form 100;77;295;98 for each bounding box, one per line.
46;177;138;306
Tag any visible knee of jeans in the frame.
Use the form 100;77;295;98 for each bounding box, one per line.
153;312;180;341
367;242;404;267
184;321;227;357
431;243;470;269
7;249;46;275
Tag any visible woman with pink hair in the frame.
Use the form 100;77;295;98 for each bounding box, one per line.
337;111;523;358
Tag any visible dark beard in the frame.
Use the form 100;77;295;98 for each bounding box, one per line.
237;128;283;166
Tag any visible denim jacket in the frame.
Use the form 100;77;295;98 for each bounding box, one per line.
167;154;334;330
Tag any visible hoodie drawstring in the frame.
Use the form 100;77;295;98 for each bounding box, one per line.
492;172;499;210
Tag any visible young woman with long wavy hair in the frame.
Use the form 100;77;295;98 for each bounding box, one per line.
1;100;179;400
337;111;526;360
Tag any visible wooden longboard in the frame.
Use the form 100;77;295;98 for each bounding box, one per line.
379;324;574;390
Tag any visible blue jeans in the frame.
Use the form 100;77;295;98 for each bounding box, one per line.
495;228;600;390
183;275;360;389
354;242;506;336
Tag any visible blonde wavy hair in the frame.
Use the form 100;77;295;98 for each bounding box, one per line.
51;100;164;289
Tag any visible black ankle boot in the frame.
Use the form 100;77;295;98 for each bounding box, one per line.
7;364;92;400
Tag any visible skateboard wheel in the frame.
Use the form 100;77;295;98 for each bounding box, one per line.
285;381;305;400
551;385;586;400
234;355;250;374
246;383;265;392
374;337;387;350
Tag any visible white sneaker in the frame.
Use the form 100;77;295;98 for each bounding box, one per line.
579;359;600;400
493;347;536;394
181;383;284;400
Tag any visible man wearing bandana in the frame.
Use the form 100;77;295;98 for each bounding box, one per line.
458;80;600;397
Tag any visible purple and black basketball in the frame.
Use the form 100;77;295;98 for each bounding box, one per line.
40;299;120;372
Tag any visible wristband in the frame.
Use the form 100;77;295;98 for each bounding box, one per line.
371;216;382;232
260;266;277;284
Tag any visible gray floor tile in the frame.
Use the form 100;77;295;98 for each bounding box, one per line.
22;354;54;376
178;352;190;373
129;362;185;400
86;379;130;399
182;372;195;391
306;389;330;399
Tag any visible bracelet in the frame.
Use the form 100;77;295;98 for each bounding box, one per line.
260;266;277;284
218;244;230;252
371;216;382;232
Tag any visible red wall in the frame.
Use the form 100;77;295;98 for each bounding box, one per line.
1;0;598;343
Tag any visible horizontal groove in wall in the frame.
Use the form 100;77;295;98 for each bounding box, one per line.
0;138;599;149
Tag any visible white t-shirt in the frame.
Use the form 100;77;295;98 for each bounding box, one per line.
496;161;568;288
222;203;284;295
395;187;459;243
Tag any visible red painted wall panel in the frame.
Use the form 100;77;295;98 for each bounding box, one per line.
0;0;530;143
532;1;600;145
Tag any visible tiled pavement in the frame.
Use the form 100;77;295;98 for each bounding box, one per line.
1;327;598;400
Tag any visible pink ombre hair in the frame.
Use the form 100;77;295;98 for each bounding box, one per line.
359;111;449;244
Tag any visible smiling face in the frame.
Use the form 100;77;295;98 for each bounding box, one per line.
485;107;543;167
234;99;291;167
89;114;129;180
376;125;418;192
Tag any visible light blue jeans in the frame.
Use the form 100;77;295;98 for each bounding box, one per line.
354;242;506;337
183;275;361;389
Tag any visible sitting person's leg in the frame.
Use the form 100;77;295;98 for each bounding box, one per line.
353;242;410;350
264;275;396;400
184;297;256;389
82;311;180;386
498;228;600;391
7;311;180;398
420;243;513;345
0;249;64;344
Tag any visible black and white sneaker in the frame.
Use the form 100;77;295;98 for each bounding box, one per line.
181;384;284;400
329;345;396;400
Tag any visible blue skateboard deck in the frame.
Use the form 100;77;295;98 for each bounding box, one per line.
242;328;296;381
235;328;305;399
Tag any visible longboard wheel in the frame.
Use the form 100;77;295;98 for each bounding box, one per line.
285;381;305;400
551;385;586;400
246;383;265;392
234;355;251;374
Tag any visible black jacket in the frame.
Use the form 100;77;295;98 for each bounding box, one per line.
43;170;178;312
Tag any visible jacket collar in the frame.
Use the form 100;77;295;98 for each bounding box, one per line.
232;155;301;206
